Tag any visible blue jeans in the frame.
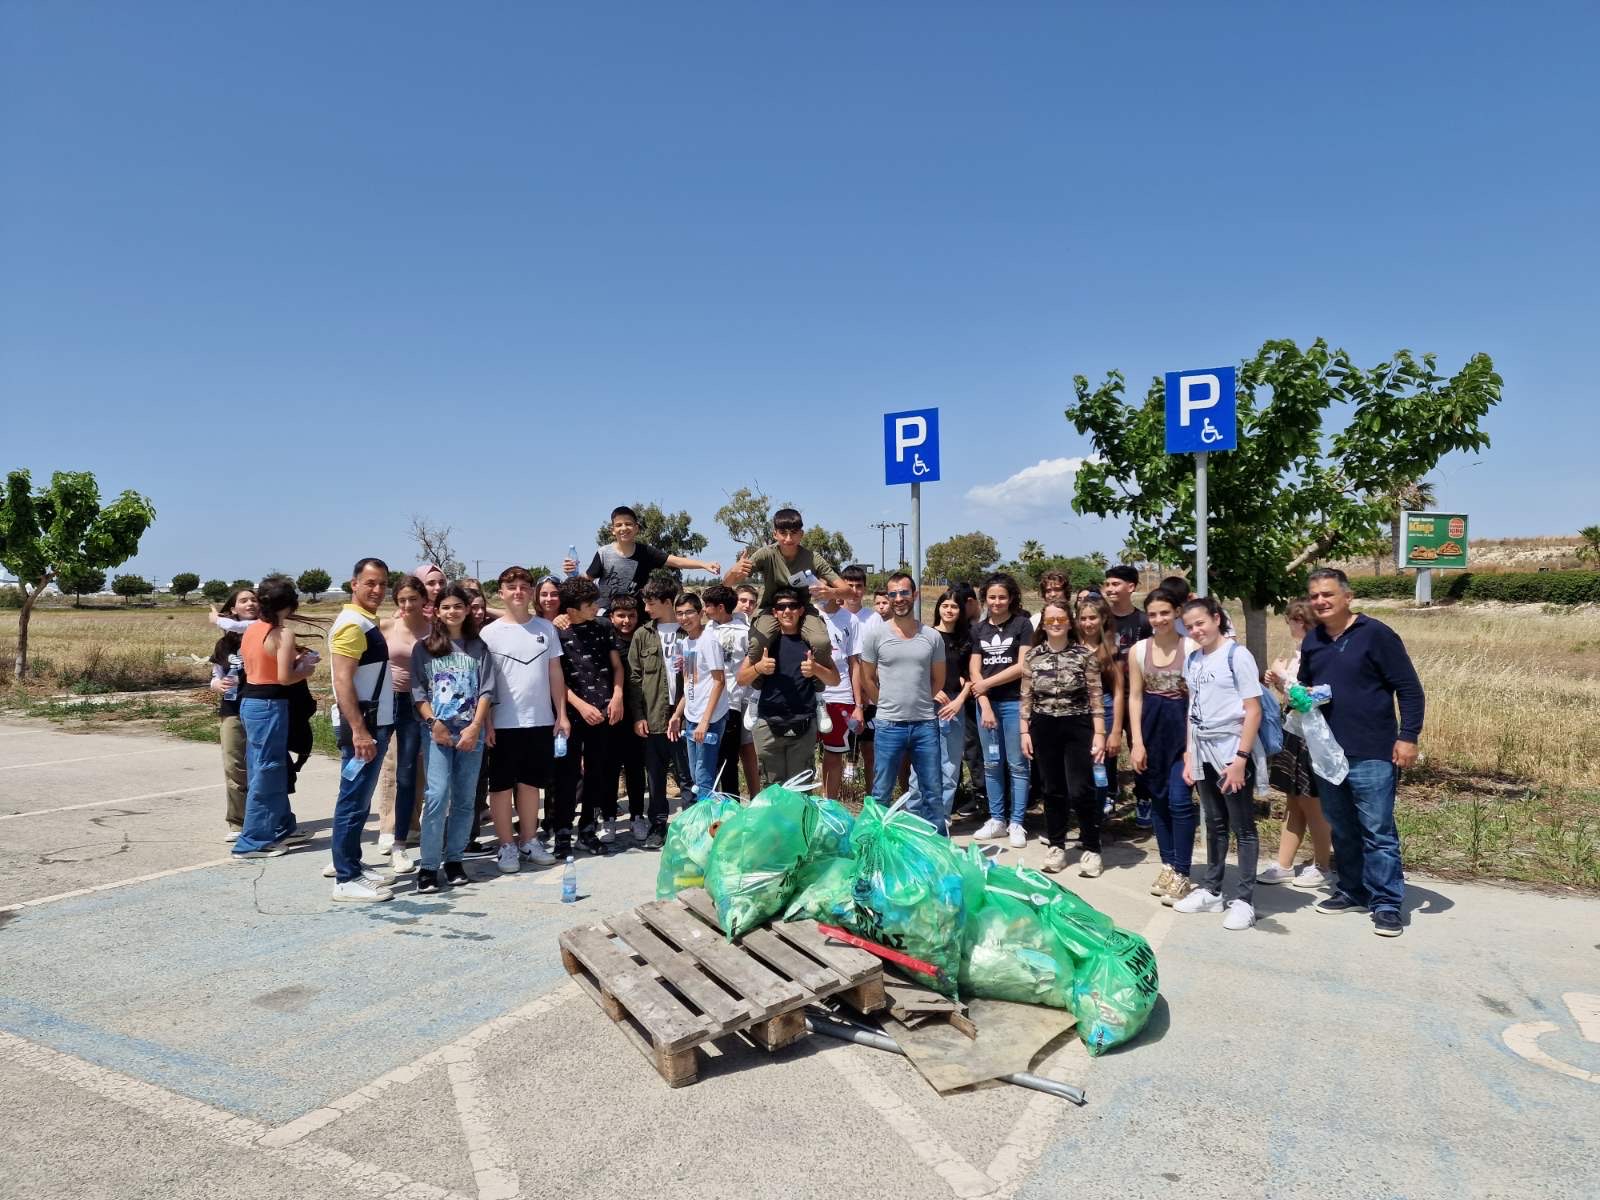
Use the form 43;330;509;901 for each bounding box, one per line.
873;718;947;831
235;697;296;853
333;726;393;883
898;716;963;829
1315;758;1403;913
685;715;727;799
421;736;483;870
1148;756;1197;875
979;699;1029;824
391;693;423;841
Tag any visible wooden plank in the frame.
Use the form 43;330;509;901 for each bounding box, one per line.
737;925;848;994
772;919;882;983
602;910;754;1029
559;926;712;1052
638;900;806;1017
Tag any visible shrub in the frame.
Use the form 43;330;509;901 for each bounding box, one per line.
1350;569;1600;605
0;586;22;610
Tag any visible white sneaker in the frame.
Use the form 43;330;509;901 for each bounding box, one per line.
1008;823;1027;849
1294;864;1332;889
1173;887;1225;914
520;839;557;866
1222;899;1257;930
376;832;395;854
1042;845;1068;873
1078;851;1103;878
1257;863;1295;885
321;862;393;883
496;844;521;873
331;878;394;903
816;701;834;735
630;818;650;841
975;819;1007;841
597;824;616;844
224;830;240;843
389;848;417;875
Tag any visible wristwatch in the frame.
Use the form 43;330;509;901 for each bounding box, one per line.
1235;750;1250;760
423;717;436;730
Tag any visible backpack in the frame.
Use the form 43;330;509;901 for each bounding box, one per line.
1186;643;1284;757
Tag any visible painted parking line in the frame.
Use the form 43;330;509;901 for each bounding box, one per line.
0;783;223;821
0;746;191;771
0;855;235;913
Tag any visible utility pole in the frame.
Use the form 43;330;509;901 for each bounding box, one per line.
870;521;907;574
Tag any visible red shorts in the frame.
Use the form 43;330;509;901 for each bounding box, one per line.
820;702;854;752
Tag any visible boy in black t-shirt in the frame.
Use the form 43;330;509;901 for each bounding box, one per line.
553;577;625;856
605;596;650;840
562;505;722;612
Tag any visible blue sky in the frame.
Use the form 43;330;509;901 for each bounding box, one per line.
3;2;1595;585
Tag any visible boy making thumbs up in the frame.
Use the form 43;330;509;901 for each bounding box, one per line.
736;587;839;788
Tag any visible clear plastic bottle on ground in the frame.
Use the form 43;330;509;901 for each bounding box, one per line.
561;857;577;903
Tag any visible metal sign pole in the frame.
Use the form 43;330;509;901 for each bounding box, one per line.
910;482;922;589
1195;452;1209;596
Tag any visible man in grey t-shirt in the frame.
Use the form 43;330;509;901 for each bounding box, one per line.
859;571;948;831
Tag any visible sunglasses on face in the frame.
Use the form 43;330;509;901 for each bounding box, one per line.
1042;617;1071;628
886;588;912;598
774;603;803;612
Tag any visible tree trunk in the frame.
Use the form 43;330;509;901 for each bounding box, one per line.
1241;599;1269;676
14;586;38;679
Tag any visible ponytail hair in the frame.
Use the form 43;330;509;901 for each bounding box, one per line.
1180;595;1232;635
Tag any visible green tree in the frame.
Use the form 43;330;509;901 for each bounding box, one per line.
1018;539;1046;565
715;485;776;550
1374;479;1438;574
802;525;855;569
1065;339;1501;662
112;573;155;604
925;532;1000;587
1578;524;1600;565
169;572;199;601
56;565;106;606
592;502;709;566
201;579;230;604
296;568;332;600
0;469;156;677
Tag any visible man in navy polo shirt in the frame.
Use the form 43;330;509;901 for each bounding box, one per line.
1298;568;1425;938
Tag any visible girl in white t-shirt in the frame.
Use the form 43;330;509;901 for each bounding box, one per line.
1175;597;1264;931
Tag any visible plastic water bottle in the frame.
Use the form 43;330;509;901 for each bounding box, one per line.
984;738;1000;767
566;544;579;579
561;856;577;903
553;731;568;758
1093;762;1109;789
223;653;241;701
341;754;366;781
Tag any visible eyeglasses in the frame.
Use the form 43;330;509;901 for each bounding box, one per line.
885;588;913;598
773;603;803;612
1042;618;1071;628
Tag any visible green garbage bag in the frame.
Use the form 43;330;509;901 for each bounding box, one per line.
957;851;1076;1008
703;788;815;937
805;796;856;861
841;798;982;996
654;793;741;899
780;855;860;923
1037;879;1161;1056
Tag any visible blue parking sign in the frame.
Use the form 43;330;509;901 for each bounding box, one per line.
1164;367;1237;453
884;408;940;485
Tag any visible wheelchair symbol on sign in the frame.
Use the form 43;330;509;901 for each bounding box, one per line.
1199;419;1223;445
911;453;931;477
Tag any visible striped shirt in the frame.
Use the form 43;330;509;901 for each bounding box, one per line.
329;604;396;729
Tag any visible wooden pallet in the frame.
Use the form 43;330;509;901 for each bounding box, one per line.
559;888;887;1086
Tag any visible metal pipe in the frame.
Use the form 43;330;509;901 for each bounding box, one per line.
805;1014;1087;1106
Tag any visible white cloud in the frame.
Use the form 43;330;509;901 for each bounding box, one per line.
965;456;1098;515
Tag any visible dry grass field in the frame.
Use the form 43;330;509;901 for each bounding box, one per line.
3;597;1595;890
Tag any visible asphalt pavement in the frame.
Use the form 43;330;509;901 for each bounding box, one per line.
1;715;1596;1200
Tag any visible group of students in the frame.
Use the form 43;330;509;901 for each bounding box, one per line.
206;504;1425;938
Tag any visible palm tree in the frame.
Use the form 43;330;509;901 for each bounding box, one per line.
1383;479;1437;572
1018;539;1045;565
1578;524;1600;565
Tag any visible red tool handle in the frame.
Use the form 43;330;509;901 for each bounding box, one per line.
817;924;945;983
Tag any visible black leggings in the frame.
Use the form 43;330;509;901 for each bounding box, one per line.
1031;712;1099;852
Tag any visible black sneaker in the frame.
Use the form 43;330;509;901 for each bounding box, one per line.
1372;909;1404;937
576;828;606;856
415;868;442;894
443;862;471;886
644;824;667;850
1314;893;1367;915
553;834;574;861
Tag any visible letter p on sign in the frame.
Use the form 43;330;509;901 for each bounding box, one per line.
883;407;941;485
1179;374;1220;426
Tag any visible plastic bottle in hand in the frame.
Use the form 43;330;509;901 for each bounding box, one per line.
341;754;366;781
566;545;579;579
561;856;577;903
984;737;1000;766
223;652;242;702
553;731;568;758
1093;762;1109;789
